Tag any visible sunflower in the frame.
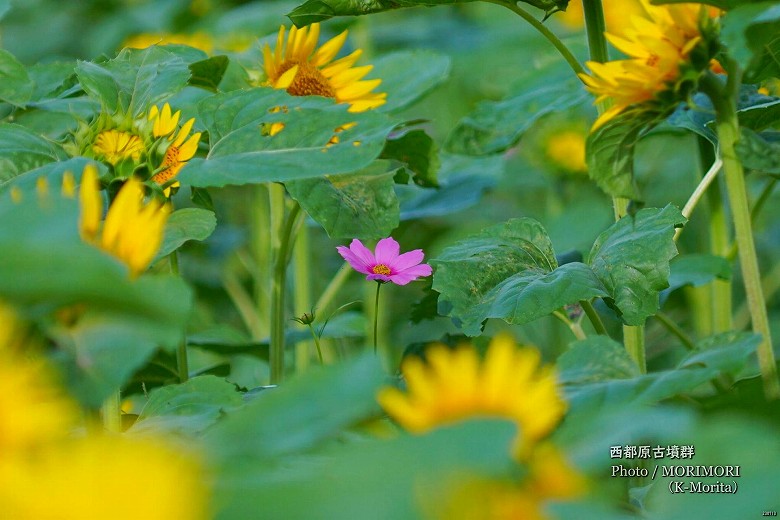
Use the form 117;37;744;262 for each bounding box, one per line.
263;23;386;112
580;1;717;130
377;334;566;457
148;106;201;187
92;129;145;165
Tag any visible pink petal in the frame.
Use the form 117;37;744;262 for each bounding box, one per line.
391;249;425;271
366;273;392;283
389;264;432;285
374;237;400;265
336;245;372;275
348;239;376;266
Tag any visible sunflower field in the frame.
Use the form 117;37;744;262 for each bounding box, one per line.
2;0;780;518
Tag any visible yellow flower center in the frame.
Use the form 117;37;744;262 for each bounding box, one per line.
93;130;144;166
278;61;336;98
372;264;391;276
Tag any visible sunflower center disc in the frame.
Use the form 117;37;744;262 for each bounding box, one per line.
280;61;336;99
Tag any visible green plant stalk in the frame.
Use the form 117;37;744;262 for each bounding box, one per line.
483;0;587;78
252;184;272;339
552;310;587;341
726;178;777;261
654;312;696;350
269;187;301;384
580;299;608;336
582;0;646;371
697;137;733;334
293;221;313;373
700;70;779;399
307;323;324;364
101;389;121;433
373;281;382;354
169;251;189;383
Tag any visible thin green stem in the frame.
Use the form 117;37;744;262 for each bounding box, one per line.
726;178;777;261
483;0;587;79
552;310;587;341
580;300;608;336
700;70;779;399
315;262;354;315
269;188;302;385
654;312;696;351
101;389;121;433
307;323;324;364
294;221;313;373
373;282;382;354
251;185;272;339
624;325;646;374
673;157;723;242
169;252;189;383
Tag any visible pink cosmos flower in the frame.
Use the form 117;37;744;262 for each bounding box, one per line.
337;237;433;286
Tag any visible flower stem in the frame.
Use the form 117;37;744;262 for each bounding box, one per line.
624;324;646;374
654;312;696;351
673;156;723;242
483;0;587;79
373;282;382;354
169;251;189;383
101;389;121;433
700;70;779;399
269;186;302;385
307;323;324;364
552;310;587;340
580;299;608;336
294;221;313;373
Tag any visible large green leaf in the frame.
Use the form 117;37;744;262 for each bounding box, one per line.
397;153;503;220
155;207;217;260
0;156;106;193
558;336;641;385
721;3;780;82
0;49;34;107
75;46;196;116
371;50;451;113
13;98;99;139
214;420;517;520
288;0;569;25
586;109;657;199
205;353;384;463
188;55;229;92
130;375;243;436
177;89;397;187
588;205;686;325
735;127;780;174
0;123;68;183
286;161;399;239
667;253;732;292
447;81;588;155
381;129;439;187
431;218;563;336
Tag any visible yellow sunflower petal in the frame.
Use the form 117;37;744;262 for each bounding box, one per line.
311;30;348;67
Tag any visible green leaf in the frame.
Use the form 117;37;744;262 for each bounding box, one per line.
177;89;397;187
13;98;99;139
667;253;732;292
27;61;79;101
721;3;780;82
558;336;641;384
380;129;439;187
130;375;243;436
215;420;517;520
371;50;451;113
188;55;229;92
735;127;780;174
447;81;588;155
75;46;196;116
205;353;384;463
588;205;686;325
0;123;68;183
431;218;570;336
0;157;105;193
286;161;399;239
586;109;657;199
678;331;760;376
155;207;217;260
288;0;568;25
0;49;34;107
398;153;503;220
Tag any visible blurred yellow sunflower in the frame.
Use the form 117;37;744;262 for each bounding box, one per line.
123;32;215;54
580;1;716;130
79;165;169;277
263;23;386;112
92;129;144;165
377;334;566;457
